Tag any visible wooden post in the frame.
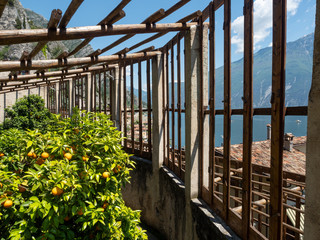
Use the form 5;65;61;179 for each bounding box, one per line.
69;79;73;115
270;0;287;239
242;0;254;238
223;0;231;222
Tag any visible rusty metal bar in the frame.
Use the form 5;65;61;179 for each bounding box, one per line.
147;58;152;158
242;0;254;238
223;0;231;221
138;61;143;155
130;61;135;153
270;0;287;239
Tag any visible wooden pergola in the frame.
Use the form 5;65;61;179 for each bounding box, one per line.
0;0;310;240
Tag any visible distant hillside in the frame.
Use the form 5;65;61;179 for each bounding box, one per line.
215;33;314;109
0;0;94;61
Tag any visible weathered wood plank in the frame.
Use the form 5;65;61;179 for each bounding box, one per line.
269;0;287;239
242;0;254;238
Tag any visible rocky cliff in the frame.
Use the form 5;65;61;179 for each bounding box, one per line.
0;0;94;61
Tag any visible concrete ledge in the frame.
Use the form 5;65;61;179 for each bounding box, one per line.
123;156;239;240
191;199;240;240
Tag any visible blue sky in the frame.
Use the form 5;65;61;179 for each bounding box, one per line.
19;0;316;68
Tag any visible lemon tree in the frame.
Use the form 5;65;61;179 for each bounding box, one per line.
0;109;147;240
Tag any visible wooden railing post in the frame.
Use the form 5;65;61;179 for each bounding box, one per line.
86;73;91;112
69;79;73;116
270;0;287;239
55;82;60;114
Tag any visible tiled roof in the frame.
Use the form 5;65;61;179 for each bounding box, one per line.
215;136;306;175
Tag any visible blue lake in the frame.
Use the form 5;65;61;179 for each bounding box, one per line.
169;113;307;147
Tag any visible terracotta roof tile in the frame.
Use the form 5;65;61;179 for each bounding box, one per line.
215;136;306;175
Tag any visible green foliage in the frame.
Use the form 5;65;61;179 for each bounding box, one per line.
2;95;53;131
0;110;147;240
28;20;40;29
41;44;48;59
15;17;22;29
0;46;9;60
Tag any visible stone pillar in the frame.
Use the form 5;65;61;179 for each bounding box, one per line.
111;66;121;130
184;24;208;239
152;53;164;200
305;1;320;239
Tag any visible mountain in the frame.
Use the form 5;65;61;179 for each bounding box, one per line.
0;0;94;61
215;33;314;109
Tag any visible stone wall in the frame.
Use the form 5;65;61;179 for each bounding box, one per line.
122;156;239;240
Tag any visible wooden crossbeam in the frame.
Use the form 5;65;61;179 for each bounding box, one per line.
99;0;191;55
98;0;131;25
0;51;161;72
142;8;165;24
0;64;117;83
56;51;69;59
0;23;198;46
0;0;8;18
59;0;84;28
27;9;62;59
108;10;125;25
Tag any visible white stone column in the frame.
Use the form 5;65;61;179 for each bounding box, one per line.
305;1;320;239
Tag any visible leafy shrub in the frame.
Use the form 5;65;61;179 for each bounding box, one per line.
0;110;147;239
2;95;53;131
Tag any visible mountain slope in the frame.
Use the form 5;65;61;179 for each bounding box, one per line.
215;33;314;109
0;0;93;61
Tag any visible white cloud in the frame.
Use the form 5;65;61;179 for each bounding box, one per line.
231;0;301;53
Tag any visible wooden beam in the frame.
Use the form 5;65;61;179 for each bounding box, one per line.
87;49;102;57
68;38;93;57
56;51;69;59
269;0;287;239
0;0;8;18
99;1;191;55
222;0;231;221
0;22;198;45
107;10;126;25
98;0;131;25
142;8;165;24
156;0;190;22
20;50;29;61
27;9;62;59
0;51;161;72
0;65;117;83
137;46;155;53
59;0;84;28
177;10;202;23
242;0;254;238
